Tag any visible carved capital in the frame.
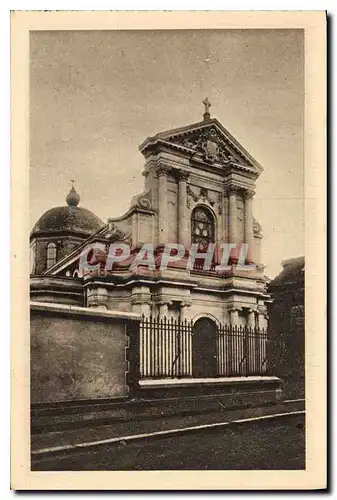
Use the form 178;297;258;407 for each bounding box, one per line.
157;165;171;177
226;185;241;196
228;306;242;313
176;169;190;182
131;292;152;306
243;189;255;200
157;300;173;306
155;293;174;306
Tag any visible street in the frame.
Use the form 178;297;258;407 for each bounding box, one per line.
32;414;305;471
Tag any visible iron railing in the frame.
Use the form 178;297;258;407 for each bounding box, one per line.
139;316;268;379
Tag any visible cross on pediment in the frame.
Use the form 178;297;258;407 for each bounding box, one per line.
203;97;211;121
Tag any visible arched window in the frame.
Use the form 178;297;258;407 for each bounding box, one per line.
46;242;57;269
191;206;215;249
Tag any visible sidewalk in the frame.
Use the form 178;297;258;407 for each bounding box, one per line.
31;398;304;455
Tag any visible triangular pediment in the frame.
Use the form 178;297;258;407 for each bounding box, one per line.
139;118;263;174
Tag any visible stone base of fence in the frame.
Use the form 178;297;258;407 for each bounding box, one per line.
135;375;283;401
31;376;283;434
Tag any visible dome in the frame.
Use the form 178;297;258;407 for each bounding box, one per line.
31;185;104;237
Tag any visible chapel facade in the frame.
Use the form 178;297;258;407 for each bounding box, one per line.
30;101;270;330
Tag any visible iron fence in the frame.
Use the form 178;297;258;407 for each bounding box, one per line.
139;316;268;379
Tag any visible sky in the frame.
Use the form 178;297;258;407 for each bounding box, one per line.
30;29;304;278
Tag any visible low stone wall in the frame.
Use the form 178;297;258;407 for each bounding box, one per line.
31;377;284;434
137;376;283;401
30;302;142;404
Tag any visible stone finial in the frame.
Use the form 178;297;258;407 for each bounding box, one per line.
66;179;80;207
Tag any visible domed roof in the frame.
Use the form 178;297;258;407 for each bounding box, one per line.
31;185;104;237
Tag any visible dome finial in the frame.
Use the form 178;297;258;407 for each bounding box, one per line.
66;179;80;207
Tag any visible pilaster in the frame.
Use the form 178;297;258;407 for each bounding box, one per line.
131;287;152;316
177;170;190;248
244;189;255;264
157;165;171;245
86;286;108;310
228;187;238;244
159;302;169;317
180;300;192;321
228;307;241;326
247;308;256;328
258;312;269;330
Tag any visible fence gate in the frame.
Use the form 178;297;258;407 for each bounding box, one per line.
192;317;217;378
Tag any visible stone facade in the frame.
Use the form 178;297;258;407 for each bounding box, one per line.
33;107;270;331
31;101;281;402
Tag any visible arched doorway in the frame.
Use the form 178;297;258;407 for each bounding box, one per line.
192;317;218;378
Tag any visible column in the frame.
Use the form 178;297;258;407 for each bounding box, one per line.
247;309;255;328
180;303;187;322
258;313;268;373
158;166;170;245
229;307;240;374
141;302;151;317
131;287;152;316
228;187;237;244
178;170;190;247
223;191;229;242
247;309;256;373
159;302;168;317
179;300;192;321
229;307;239;326
159;301;170;376
179;302;192;376
244;190;255;264
258;312;268;330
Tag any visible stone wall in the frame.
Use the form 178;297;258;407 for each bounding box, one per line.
30;302;141;404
